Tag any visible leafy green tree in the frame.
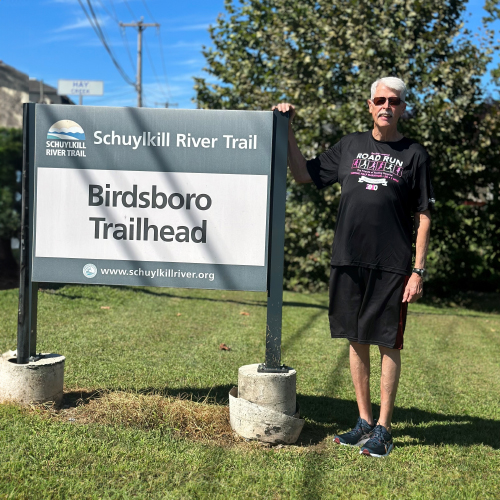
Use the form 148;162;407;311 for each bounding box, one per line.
0;127;22;282
196;0;500;292
483;3;500;91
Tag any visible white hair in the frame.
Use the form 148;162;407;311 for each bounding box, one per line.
371;77;407;102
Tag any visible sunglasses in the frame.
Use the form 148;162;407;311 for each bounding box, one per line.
371;97;404;106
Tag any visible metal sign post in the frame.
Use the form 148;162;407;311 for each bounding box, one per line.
259;110;289;373
17;103;38;364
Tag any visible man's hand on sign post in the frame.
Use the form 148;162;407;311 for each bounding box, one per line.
402;274;423;303
271;103;311;184
272;103;296;123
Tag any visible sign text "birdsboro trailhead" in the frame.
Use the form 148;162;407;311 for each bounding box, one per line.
88;183;212;244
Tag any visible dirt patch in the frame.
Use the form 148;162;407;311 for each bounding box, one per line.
26;389;328;451
30;389;241;447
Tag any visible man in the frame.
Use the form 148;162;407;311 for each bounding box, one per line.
273;77;433;457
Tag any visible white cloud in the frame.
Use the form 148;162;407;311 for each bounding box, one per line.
48;0;134;4
164;41;204;49
169;72;203;83
54;15;109;33
79;38;127;48
174;58;205;67
168;23;209;32
80;84;137;107
40;33;82;44
141;81;196;109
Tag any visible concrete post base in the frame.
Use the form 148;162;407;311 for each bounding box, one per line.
238;363;297;415
0;352;65;406
229;363;304;444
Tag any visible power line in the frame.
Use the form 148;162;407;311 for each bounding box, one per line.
89;88;136;103
144;36;168;100
94;0;135;72
154;101;178;108
78;0;171;107
122;0;137;19
109;0;119;22
141;0;157;23
95;0;136;75
95;0;118;22
139;0;171;98
77;0;136;87
120;26;137;72
155;27;172;99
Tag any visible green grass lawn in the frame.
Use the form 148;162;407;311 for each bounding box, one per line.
1;284;499;499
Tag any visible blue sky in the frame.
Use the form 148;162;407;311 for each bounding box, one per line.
0;0;226;108
0;0;498;109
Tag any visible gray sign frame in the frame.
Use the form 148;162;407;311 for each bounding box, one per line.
33;105;275;292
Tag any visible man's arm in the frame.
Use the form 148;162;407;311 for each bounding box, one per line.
272;103;312;184
402;209;431;303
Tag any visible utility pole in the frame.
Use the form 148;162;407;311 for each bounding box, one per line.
154;102;178;108
38;80;44;103
120;17;159;107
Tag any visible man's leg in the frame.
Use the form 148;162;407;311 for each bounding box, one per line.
377;346;401;432
333;341;375;446
350;341;374;426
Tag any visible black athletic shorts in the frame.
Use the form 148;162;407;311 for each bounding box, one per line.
328;266;409;350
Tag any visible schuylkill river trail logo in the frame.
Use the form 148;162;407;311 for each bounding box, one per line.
46;120;87;157
47;120;86;141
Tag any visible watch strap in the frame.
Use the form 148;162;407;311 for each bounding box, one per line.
412;268;426;277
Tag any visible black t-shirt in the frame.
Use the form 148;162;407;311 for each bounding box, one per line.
306;131;435;275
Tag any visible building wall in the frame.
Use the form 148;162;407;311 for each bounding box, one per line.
0;86;29;128
0;61;29;128
0;60;74;129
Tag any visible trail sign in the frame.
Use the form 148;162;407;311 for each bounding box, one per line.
19;104;289;370
32;105;280;291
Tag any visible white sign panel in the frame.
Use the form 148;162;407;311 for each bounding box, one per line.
57;80;104;96
35;168;268;267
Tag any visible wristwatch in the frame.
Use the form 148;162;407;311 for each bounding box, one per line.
412;268;427;279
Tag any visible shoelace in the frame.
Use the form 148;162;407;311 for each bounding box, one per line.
349;417;364;435
347;417;372;437
371;425;388;443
